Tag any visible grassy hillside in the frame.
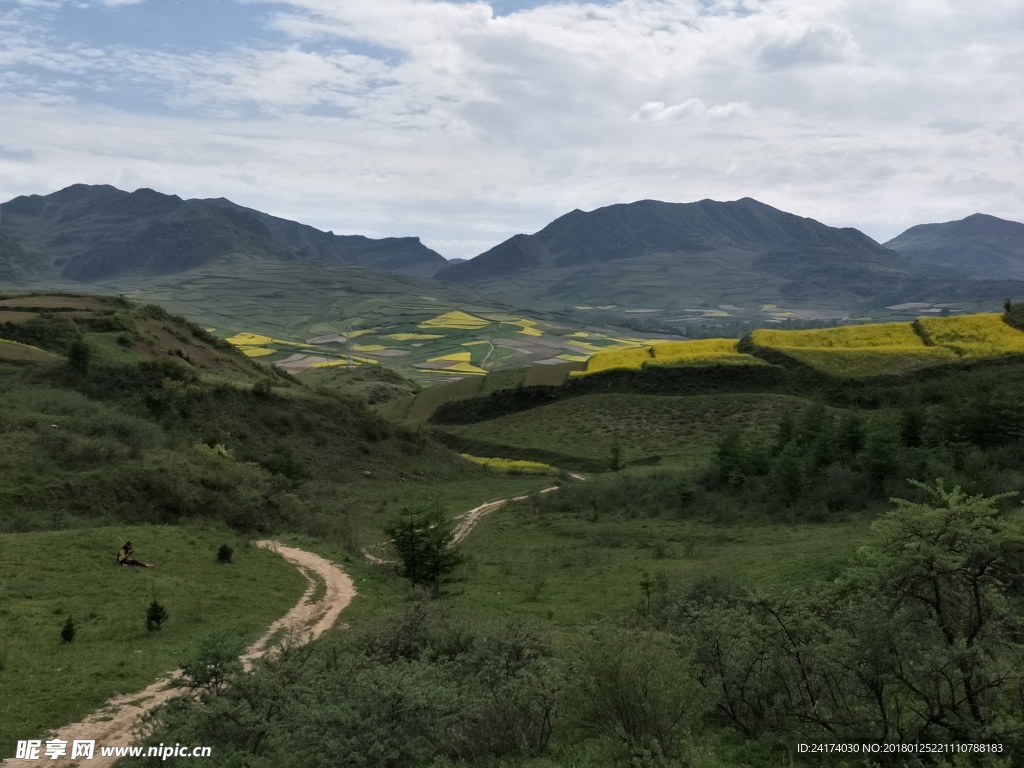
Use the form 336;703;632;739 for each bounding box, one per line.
0;525;306;758
439;393;812;471
0;293;556;546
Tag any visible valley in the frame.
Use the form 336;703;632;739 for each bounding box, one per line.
2;190;1024;767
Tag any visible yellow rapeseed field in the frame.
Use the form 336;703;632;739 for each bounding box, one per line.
418;311;491;330
575;346;653;375
917;314;1024;358
427;351;487;375
429;351;472;362
311;356;378;368
573;338;763;376
508;319;543;337
241;347;275;358
460;454;554;475
445;363;487;375
751;322;923;349
225;332;312;348
225;332;274;346
384;333;443;341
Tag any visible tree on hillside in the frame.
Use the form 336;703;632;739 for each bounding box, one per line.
384;503;465;594
679;481;1024;746
67;338;92;374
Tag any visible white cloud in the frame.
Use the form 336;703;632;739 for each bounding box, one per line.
631;99;753;122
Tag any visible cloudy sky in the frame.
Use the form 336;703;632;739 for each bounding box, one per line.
1;0;1021;259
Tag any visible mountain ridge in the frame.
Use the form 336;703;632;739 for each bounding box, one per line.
884;213;1024;280
0;184;448;282
435;197;936;310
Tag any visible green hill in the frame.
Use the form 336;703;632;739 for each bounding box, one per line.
0;292;499;539
0;184;447;281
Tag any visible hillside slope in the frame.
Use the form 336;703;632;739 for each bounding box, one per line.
885;213;1024;280
0;293;474;535
0;231;41;282
0;184;447;281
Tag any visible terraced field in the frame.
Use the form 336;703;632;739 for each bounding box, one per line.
747;314;1024;377
222;307;655;383
440;392;812;470
916;313;1024;358
573;338;764;377
107;262;667;384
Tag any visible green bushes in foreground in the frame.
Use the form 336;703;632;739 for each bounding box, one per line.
655;482;1024;760
129;485;1024;766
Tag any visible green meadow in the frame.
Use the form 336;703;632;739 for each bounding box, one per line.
0;525;305;756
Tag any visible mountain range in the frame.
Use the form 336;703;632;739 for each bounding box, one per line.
436;198;1024;311
439;198;892;281
2;184;1022;319
0;184;447;281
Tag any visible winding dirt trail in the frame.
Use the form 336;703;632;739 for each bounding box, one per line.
2;542;355;768
364;473;588;563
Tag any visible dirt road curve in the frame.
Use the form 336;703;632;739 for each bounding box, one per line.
451;486;559;544
2;542;355;768
365;474;588;563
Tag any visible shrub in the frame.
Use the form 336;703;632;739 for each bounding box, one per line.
252;378;274;397
146;600;168;631
60;616;76;644
574;626;709;760
66;339;92;374
216;544;233;564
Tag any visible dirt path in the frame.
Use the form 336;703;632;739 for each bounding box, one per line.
451;486;558;544
365;475;586;564
2;542;354;768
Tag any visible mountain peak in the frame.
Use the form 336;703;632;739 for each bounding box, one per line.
886;212;1024;280
436;197;901;307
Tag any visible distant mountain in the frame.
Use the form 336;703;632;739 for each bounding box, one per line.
0;184;447;282
0;231;41;282
445;258;469;265
436;198;932;309
885;213;1024;280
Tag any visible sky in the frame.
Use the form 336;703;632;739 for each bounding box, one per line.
1;0;1021;260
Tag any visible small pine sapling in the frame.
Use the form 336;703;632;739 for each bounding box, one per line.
60;616;76;644
147;600;168;632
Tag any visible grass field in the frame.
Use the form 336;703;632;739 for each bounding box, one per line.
455;496;876;626
775;346;959;377
440;393;812;469
0;525;306;758
0;339;61;363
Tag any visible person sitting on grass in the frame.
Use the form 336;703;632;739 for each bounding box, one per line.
116;541;148;567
